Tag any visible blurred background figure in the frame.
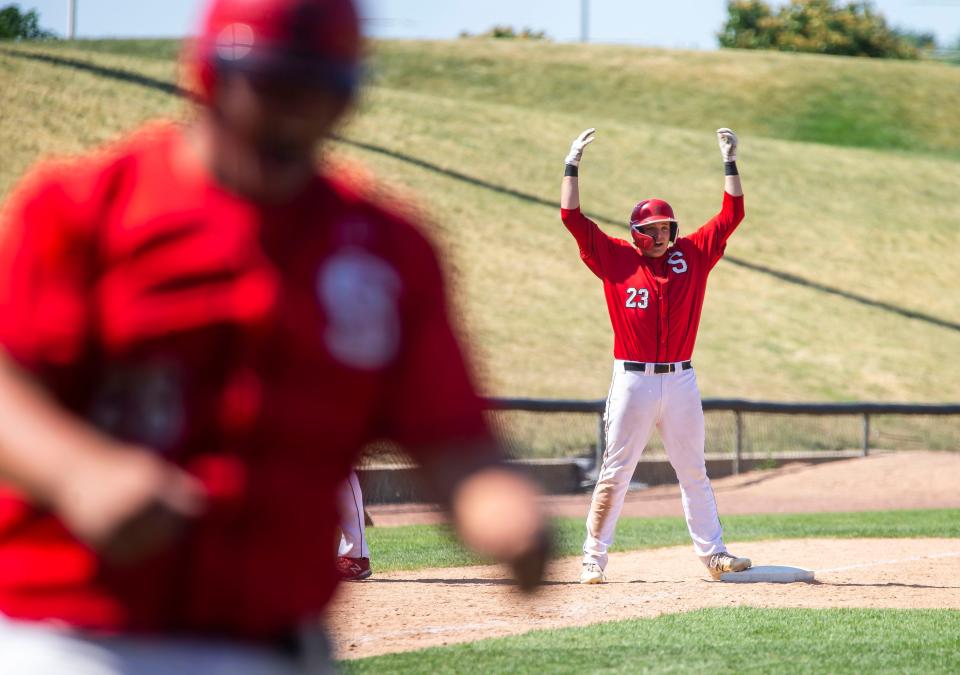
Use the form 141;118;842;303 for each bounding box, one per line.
0;0;547;672
336;470;371;581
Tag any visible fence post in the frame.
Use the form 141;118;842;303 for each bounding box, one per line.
733;410;743;475
862;413;870;456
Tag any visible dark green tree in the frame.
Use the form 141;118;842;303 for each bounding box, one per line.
460;25;548;40
0;4;56;40
718;0;919;59
717;0;778;50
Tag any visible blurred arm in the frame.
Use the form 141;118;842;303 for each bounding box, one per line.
0;350;117;505
0;351;205;562
416;446;548;592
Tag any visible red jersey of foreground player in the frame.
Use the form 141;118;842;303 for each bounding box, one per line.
0;124;491;638
560;192;745;362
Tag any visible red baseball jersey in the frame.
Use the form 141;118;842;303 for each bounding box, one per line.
561;192;745;362
0;123;493;640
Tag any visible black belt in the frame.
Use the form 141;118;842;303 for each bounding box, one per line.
623;361;692;374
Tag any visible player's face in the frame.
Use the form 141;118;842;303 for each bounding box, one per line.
210;71;352;201
640;221;672;258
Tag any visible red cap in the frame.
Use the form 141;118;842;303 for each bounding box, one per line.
187;0;362;102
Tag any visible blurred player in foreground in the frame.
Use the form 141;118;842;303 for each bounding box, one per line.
560;127;751;584
0;0;547;671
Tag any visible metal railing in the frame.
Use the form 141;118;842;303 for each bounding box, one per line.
485;398;960;474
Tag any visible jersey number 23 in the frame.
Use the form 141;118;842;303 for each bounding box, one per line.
625;287;649;309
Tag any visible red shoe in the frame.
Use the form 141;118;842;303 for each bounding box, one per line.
336;556;372;581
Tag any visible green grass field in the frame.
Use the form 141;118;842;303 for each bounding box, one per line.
366;509;960;572
341;607;960;674
2;38;959;405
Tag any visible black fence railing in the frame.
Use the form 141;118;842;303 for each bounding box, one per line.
484;398;960;475
358;399;959;501
487;398;960;416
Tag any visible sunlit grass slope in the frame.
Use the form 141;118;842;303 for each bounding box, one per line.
370;40;960;158
2;40;958;402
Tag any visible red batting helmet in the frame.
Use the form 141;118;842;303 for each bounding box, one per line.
629;198;679;250
186;0;362;103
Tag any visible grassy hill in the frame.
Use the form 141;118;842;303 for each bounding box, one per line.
2;39;959;402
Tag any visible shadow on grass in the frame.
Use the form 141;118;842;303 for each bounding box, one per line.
4;47;959;335
1;48;185;97
366;577;578;586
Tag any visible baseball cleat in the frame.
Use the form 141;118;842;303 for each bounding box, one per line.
337;556;372;581
580;562;606;584
706;552;752;580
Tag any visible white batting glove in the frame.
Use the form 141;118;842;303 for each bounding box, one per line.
564;128;596;167
717;128;738;162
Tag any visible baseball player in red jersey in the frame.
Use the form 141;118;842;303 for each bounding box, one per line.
560;127;752;584
0;0;547;670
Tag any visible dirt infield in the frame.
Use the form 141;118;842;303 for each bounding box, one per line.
328;538;960;659
331;451;960;660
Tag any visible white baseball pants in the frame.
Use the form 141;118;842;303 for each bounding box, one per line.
337;470;368;559
583;361;726;569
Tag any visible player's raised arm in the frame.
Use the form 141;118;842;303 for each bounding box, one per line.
717;128;743;197
559;128;617;277
560;128;595;209
686;128;746;261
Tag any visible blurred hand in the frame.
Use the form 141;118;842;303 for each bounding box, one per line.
52;444;207;564
564;128;596;167
717;128;738;162
451;466;549;592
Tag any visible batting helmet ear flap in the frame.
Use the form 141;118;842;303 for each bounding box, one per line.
630;226;655;251
670;222;678;243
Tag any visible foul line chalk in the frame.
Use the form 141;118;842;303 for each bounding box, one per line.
816;550;960;574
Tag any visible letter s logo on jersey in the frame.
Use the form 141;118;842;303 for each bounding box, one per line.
667;251;688;274
317;248;402;370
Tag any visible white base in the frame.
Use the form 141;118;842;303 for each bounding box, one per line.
720;565;815;583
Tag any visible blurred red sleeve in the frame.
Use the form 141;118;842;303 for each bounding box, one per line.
0;163;98;372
